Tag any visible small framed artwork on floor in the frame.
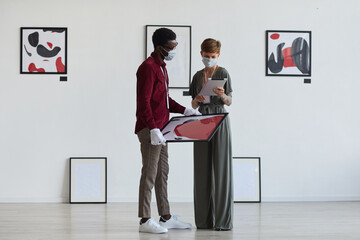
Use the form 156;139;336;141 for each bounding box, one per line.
233;157;261;203
69;157;107;204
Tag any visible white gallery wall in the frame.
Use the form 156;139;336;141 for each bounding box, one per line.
1;0;360;202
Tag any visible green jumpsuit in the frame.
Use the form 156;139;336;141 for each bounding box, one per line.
189;66;233;230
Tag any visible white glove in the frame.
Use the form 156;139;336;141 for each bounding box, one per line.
184;108;202;116
150;128;166;146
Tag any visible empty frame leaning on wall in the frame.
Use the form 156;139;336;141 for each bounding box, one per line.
69;157;107;204
266;30;311;77
146;25;191;88
233;157;261;203
20;27;67;74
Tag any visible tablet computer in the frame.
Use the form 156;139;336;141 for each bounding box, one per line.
198;78;227;96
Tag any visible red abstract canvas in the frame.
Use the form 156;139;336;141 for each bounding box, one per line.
161;113;228;142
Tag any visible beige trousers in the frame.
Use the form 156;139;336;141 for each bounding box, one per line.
137;128;170;218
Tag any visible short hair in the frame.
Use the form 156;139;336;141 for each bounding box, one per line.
152;28;176;49
201;38;221;53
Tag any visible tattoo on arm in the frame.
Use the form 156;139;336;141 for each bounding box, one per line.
222;95;232;106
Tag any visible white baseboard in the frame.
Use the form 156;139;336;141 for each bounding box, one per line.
1;195;359;203
107;196;192;202
262;195;360;202
0;197;68;203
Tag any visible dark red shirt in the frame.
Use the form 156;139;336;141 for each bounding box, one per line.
135;52;186;134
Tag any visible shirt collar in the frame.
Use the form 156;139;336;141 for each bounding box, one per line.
151;52;166;67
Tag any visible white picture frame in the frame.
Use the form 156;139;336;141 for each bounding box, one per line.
146;25;191;89
69;157;107;203
233;157;261;203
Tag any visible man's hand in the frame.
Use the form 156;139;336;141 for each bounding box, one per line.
150;128;166;146
184;108;202;116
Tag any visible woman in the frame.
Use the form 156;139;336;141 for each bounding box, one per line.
189;38;233;231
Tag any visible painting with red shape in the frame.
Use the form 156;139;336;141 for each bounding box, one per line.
21;27;67;74
270;33;280;40
56;57;65;72
282;47;296;68
161;113;228;142
28;63;45;72
174;116;223;140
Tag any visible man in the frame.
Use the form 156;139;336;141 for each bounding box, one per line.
135;28;200;234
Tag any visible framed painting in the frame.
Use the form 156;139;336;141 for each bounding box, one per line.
233;157;261;203
161;113;228;142
266;30;311;76
21;27;67;74
69;157;107;204
146;25;191;88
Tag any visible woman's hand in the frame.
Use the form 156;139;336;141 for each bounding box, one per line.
195;95;206;103
213;87;225;98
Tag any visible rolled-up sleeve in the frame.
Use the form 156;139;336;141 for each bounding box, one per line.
169;97;186;114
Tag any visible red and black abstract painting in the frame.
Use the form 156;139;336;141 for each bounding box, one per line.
266;30;311;76
161;113;228;142
21;27;67;74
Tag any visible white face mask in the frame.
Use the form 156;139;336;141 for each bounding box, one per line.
162;47;176;61
202;57;217;68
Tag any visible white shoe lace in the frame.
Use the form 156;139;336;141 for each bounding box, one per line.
171;215;179;221
169;215;191;226
148;218;164;230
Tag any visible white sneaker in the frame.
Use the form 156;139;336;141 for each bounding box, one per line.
159;215;192;229
139;218;168;234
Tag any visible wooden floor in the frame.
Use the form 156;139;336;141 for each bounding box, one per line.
1;202;360;240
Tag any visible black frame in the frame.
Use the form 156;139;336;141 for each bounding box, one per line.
233;157;261;203
69;157;107;204
145;25;191;89
20;27;68;74
161;113;228;142
266;30;311;77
